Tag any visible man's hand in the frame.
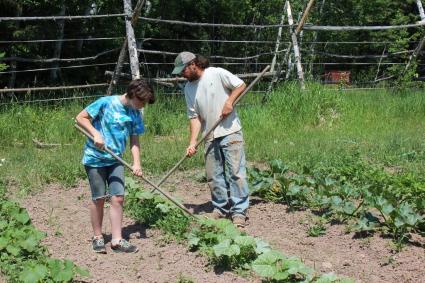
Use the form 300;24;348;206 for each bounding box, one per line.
221;100;234;118
93;132;105;150
132;164;143;177
186;143;197;157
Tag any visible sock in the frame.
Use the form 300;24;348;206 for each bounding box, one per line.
93;235;103;240
111;238;122;245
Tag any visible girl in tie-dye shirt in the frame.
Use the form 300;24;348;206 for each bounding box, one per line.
76;79;155;253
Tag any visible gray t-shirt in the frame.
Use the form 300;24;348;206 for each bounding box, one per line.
184;67;244;140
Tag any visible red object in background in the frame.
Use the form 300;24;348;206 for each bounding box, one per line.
324;70;351;84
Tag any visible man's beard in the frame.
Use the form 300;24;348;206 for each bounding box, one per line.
186;71;200;82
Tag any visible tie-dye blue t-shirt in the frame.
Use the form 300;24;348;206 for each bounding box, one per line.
82;95;144;167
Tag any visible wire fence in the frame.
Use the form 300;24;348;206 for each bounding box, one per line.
1;2;424;105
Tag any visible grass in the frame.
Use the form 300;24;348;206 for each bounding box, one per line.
0;83;424;193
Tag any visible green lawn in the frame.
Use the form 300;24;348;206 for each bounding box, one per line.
1;83;424;193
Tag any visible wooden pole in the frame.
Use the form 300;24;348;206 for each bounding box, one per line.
74;124;197;218
106;0;145;95
50;3;66;82
404;36;425;74
374;45;387;82
124;0;140;79
308;0;326;76
296;0;316;34
264;1;294;104
270;2;288;72
151;66;270;192
417;0;425;21
403;0;425;76
287;1;305;89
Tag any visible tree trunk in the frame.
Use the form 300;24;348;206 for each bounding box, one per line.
50;3;66;83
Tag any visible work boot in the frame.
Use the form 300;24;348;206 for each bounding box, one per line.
207;209;226;220
232;214;247;228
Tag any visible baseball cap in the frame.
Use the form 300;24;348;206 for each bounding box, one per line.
172;51;196;75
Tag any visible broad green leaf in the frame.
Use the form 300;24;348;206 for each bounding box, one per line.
405;213;421;226
222;224;240;239
331;196;342;207
47;259;62;279
234;235;256;247
0;237;8;249
273;271;289;280
213;239;240;257
0;220;7;230
374;196;387;207
315;272;339;283
6;245;20;256
14;211;30;224
76;266;90;277
283;257;304;275
306;176;316;185
20;235;39;252
136;191;154;200
288;184;301;196
269;160;288;174
188;236;200;248
382;203;395;215
252;251;285;277
252;262;277;277
343;202;356;215
19;264;48;283
394;217;405;228
324;177;336;187
54;269;73;282
156;203;171;213
254;250;285;265
254;239;272;254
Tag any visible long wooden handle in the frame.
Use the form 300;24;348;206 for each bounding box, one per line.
153;65;271;190
74;123;196;218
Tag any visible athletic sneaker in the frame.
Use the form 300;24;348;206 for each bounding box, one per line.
232;214;247;228
92;236;106;254
111;239;138;253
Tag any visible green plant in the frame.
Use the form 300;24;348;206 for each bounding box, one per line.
248;158;424;244
0;187;89;282
307;223;327;237
124;177;351;282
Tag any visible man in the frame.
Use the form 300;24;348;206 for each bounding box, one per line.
172;51;250;227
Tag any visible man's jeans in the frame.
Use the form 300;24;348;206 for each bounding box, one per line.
204;131;249;216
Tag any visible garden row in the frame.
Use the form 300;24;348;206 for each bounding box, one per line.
248;156;424;248
124;177;353;283
0;183;89;283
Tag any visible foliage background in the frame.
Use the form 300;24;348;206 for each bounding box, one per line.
0;0;424;90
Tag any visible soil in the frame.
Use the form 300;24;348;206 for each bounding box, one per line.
17;168;425;283
19;181;250;283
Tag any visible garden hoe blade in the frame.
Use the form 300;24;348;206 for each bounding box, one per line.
74;123;197;219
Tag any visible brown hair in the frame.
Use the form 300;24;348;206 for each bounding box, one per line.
193;54;210;70
126;79;155;104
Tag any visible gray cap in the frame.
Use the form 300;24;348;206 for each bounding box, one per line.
172;51;196;75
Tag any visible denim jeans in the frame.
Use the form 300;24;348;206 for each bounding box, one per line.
204;131;249;216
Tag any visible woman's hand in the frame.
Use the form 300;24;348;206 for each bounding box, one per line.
186;143;197;157
132;164;143;177
93;132;105;150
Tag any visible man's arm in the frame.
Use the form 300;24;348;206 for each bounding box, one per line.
130;135;143;176
221;83;246;117
186;117;202;156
